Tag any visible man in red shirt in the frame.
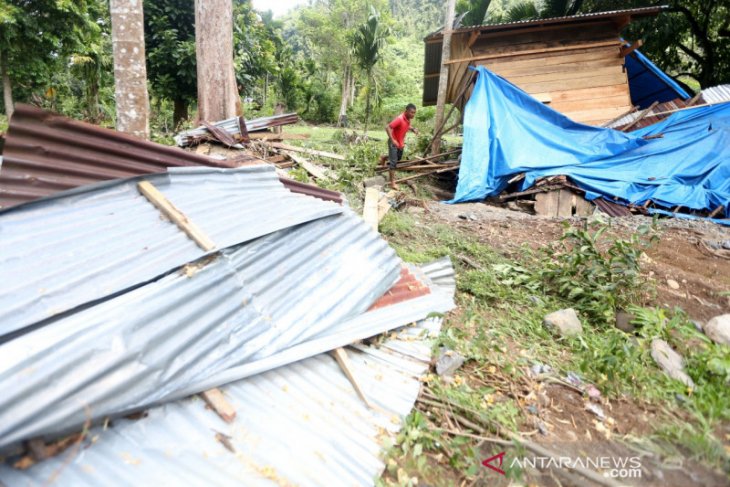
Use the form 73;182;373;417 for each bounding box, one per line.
381;103;419;189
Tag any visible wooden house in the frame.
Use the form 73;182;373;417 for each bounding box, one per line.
423;7;672;126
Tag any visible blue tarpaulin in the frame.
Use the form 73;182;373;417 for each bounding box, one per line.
625;48;691;108
451;66;730;221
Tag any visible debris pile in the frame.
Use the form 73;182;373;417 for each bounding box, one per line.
448;67;730;224
0;108;455;485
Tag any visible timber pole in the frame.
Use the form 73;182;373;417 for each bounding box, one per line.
431;0;456;156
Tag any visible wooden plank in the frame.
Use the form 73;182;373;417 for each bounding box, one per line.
504;65;623;86
377;195;391;223
200;388;237;423
535;191;559;217
619;39;643;57
137;181;216;252
567;105;635;124
550;94;633;113
268;142;346;161
536;84;630;103
557;189;574;218
575;196;595;217
488;57;621;78
446;40;621;64
483;45;621;68
363;187;380;231
331;347;373;409
471;25;617;53
284;151;334;180
516;72;627;94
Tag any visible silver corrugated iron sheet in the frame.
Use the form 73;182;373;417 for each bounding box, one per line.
0;210;402;450
0;165;343;339
0;260;454;486
425;6;666;39
700;84;730;104
175;113;299;147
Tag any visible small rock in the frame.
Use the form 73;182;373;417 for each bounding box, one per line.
667;279;680;290
363;175;386;188
691;320;704;333
586;385;602;401
704;314;730;345
585;403;606;420
651;339;695;388
537;421;549;435
723;240;730;250
457;212;478;221
639;252;654;265
543;308;583;337
565;371;582;387
435;348;465;377
615;311;636;333
528;295;541;305
527;405;539;415
530;363;552;376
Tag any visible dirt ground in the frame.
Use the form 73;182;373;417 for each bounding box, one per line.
405;198;730;486
422;199;730;323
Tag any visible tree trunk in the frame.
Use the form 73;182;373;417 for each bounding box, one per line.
1;50;14;120
110;0;150;139
195;0;239;122
337;65;350;127
432;0;456;155
173;98;188;128
364;75;372;135
349;69;355;107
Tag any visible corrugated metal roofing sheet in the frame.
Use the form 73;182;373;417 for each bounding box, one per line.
175;113;300;147
0;260;454;486
0;209;403;450
425;6;666;39
0;165;343;340
606;85;730;130
0;104;341;208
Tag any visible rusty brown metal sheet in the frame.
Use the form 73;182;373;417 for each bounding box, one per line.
594;197;632;217
0;104;342;208
202;121;239;147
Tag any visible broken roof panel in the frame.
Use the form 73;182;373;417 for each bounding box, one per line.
0;260;454;486
0;104;338;208
0;165;343;339
175;113;299;147
0;210;402;450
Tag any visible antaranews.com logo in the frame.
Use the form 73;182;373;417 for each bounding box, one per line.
483;451;642;479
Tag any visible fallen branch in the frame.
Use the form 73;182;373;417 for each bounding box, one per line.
394;164;459;184
418;393;623;487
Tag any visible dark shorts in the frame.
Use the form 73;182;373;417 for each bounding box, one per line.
388;141;404;169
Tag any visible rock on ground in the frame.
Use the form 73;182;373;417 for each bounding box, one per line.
704;314;730;346
651;339;695;388
543;308;583;337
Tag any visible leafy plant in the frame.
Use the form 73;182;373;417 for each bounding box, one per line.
495;218;659;325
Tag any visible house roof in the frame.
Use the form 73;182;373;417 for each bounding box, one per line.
425;6;667;40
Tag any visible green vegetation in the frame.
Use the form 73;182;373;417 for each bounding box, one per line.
377;211;730;485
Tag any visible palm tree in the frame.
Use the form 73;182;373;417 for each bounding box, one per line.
351;6;390;134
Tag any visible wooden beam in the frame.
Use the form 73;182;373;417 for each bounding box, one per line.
331;347;373;409
445;40;621;65
377;195;391;223
467;30;480;49
619;39;643;57
432;0;456;155
200;388;237;423
709;205;725;218
268;142;346;161
620;101;659;131
283;151;334;180
137;181;217;251
363;187;380;231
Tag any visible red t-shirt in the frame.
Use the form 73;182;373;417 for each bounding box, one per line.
389;113;411;149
